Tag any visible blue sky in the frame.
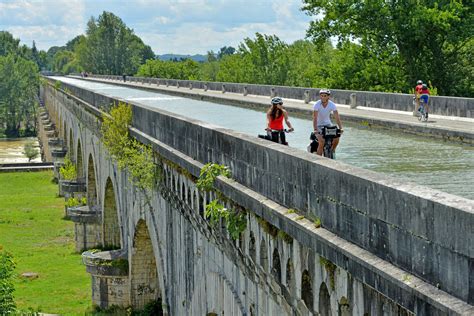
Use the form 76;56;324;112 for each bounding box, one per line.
0;0;313;55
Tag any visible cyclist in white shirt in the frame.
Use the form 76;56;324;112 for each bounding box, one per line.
312;89;343;156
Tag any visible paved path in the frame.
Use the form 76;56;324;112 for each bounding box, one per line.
73;76;474;144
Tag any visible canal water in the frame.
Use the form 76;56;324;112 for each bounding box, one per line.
0;138;41;163
53;77;474;200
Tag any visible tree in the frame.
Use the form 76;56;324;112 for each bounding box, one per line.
23;141;39;162
217;46;236;59
302;0;474;96
0;54;39;137
238;33;289;85
0;31;20;57
76;11;155;75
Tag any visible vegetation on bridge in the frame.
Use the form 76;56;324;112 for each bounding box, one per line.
101;101;156;192
197;163;247;240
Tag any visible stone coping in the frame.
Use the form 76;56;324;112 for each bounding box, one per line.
82;249;128;276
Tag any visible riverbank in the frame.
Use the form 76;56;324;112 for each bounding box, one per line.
0;171;91;314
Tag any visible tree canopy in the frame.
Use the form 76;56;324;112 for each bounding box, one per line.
302;0;473;95
75;11;154;75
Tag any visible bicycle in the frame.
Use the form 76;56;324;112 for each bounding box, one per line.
307;126;341;159
258;129;292;145
418;94;429;122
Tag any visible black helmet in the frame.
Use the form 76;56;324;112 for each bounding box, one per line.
319;88;331;95
271;97;283;105
417;80;423;85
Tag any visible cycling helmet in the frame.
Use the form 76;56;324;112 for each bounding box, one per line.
319;88;331;95
422;83;428;89
417;80;423;85
271;97;283;105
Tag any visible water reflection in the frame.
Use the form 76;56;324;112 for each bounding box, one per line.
0;138;41;163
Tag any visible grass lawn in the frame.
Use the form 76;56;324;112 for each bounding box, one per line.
0;170;91;314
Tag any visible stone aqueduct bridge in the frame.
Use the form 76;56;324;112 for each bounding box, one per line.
39;77;473;315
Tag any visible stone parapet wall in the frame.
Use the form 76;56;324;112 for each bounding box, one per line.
43;77;474;314
92;74;474;118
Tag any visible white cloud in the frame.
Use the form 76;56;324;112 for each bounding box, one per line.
0;0;312;53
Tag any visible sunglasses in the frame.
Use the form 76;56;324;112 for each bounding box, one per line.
320;94;329;97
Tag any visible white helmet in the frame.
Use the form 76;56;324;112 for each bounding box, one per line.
319;89;331;95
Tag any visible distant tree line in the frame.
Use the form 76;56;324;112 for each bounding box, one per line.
137;1;473;97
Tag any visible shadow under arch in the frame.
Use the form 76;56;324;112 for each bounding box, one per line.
87;154;98;207
69;128;74;159
302;269;314;311
319;282;332;316
130;219;163;313
63;120;67;145
76;138;84;179
103;177;121;249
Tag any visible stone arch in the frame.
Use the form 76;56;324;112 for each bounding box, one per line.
130;220;163;311
301;269;314;311
87;154;98;207
319;282;332;316
260;238;268;271
103;177;121;249
199;195;205;217
76;138;84;179
69;129;74;159
249;232;256;263
271;248;281;283
63;120;67;144
338;296;351;316
286;258;295;295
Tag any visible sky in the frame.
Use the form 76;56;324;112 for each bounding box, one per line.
0;0;314;55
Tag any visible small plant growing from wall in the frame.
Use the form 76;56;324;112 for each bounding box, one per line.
59;156;77;180
197;162;246;239
65;197;87;208
101;102;156;192
196;163;231;192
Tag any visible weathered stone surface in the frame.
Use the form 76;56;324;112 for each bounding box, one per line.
41;77;474;315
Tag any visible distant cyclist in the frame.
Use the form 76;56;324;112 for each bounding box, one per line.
266;97;294;145
419;83;430;118
312;89;343;156
414;80;423;114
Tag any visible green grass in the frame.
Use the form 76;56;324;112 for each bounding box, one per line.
0;171;91;315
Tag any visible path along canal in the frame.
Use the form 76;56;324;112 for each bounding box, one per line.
53;77;474;200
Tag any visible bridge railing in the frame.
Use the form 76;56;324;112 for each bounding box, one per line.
45;76;474;305
88;73;474;118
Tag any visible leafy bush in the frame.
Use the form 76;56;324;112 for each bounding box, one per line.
196;163;231;192
0;249;16;314
59;156;77;180
22;142;39;162
101;102;156;192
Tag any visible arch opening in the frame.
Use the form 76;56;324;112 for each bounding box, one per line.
249;232;256;263
130;220;163;313
319;282;332;316
271;248;281;283
87;154;98;207
259;239;268;271
103;177;120;249
76;139;84;179
301;269;314;311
